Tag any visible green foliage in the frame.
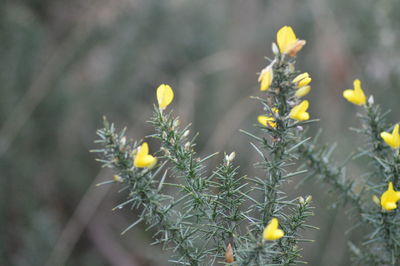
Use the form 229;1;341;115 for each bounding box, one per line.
300;99;400;265
3;0;400;265
93;38;317;264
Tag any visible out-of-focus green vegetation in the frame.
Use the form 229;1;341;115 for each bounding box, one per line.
1;0;400;265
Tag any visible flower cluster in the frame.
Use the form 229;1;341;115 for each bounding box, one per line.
245;25;315;263
257;26;311;129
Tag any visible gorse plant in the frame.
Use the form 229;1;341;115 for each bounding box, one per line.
299;79;400;265
93;26;316;265
92;25;400;265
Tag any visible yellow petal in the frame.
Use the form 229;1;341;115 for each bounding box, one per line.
277;26;297;54
392;124;400;144
157;84;174;109
381;125;400;149
135;155;157;168
297;77;312;88
258;115;276;128
263;218;284;240
137;142;149;156
295;86;311;97
382;202;397;211
134;142;158;168
380;182;400;211
258;64;274;91
381;132;397;149
289;100;310;121
343;79;366;105
393;124;399;136
292;72;309;83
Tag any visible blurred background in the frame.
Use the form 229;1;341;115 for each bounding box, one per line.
1;0;400;265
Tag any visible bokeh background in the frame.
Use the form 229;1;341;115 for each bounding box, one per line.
1;0;400;265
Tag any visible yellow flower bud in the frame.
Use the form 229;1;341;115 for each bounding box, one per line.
263;218;284;241
380;124;400;149
289;100;310;121
292;73;312;97
292;72;310;84
157;84;174;109
258;64;274;91
372;195;380;206
343;79;366;106
294;85;311;97
113;175;123;183
380;182;400;211
133;142;157;168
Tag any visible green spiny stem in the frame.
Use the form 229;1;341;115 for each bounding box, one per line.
238;54;314;265
359;103;393;185
210;158;246;244
150;108;213;218
94;119;204;265
237;241;272;266
360;103;400;265
300;100;400;265
257;56;294;225
151;108;254;263
94;40;316;265
298;142;363;214
364;103;388;161
349;242;384;266
273;199;314;265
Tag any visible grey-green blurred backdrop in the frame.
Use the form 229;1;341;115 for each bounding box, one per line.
1;0;400;265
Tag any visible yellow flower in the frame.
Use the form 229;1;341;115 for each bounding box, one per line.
293;72;312;88
258;64;274;91
277;26;306;56
289;100;310;121
263;218;284;241
258;115;277;128
133;142;157;168
258;108;279;128
380;182;400;211
157;84;174;109
343;79;366;106
380;124;400;149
